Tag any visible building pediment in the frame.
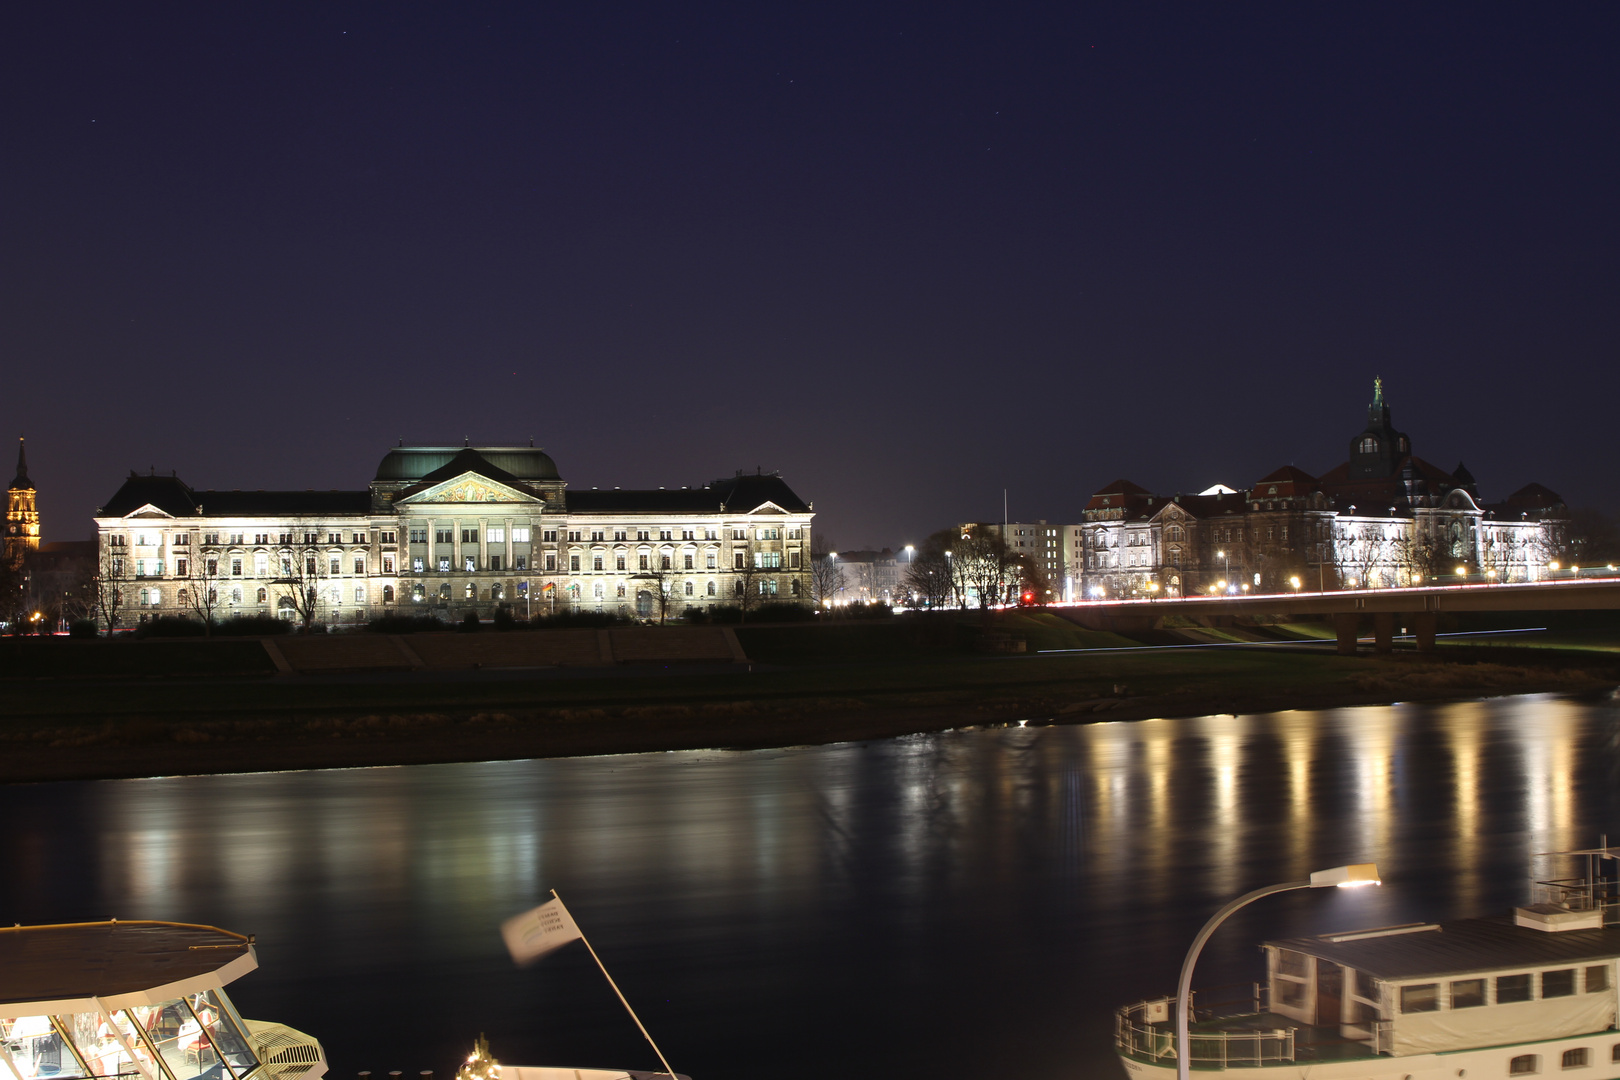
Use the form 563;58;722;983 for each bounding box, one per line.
397;472;543;507
123;504;178;520
742;501;790;515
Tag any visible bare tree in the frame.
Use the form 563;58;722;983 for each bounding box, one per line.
1390;527;1443;586
952;527;1015;609
633;552;679;625
92;542;127;635
1333;523;1393;588
810;539;847;610
178;546;227;632
273;536;328;632
904;546;951;609
1479;526;1526;583
731;554;767;622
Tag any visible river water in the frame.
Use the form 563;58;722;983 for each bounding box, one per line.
3;693;1619;1079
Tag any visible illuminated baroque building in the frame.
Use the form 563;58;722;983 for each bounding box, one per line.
1079;382;1567;598
4;437;39;572
93;445;814;628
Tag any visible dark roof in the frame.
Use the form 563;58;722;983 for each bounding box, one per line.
374;445;560;482
0;921;252;1005
1268;916;1620;982
394;448;547;500
99;475;369;518
1255;465;1317;489
1504;482;1565;509
566;474;811;515
9;436;31;492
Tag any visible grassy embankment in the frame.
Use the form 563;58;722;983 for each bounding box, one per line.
0;610;1614;782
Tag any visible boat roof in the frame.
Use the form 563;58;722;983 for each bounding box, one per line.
1265;915;1620;982
0;921;257;1013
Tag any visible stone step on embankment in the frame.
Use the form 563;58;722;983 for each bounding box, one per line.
272;634;414;672
261;627;751;674
608;626;737;663
406;630;604;669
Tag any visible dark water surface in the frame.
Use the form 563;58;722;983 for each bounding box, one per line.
4;694;1620;1079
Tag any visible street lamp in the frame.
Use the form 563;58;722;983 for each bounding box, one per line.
1288;576;1301;591
1175;863;1380;1080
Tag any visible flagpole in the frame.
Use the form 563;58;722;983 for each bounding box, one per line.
551;890;679;1080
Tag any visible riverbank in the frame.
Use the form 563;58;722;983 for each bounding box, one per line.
0;639;1614;783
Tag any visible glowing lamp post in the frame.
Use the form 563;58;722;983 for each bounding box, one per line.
1175;863;1380;1080
1288;576;1301;591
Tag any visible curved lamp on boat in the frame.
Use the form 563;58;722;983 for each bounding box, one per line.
1175;864;1380;1080
0;921;327;1080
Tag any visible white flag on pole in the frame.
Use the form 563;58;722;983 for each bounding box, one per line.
501;896;583;966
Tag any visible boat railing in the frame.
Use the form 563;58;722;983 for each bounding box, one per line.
1114;984;1297;1069
1532;876;1620;924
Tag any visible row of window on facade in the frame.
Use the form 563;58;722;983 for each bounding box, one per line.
408;578;800;602
115;553;393;579
407;550;798;573
135;583;385;607
401;526;802;544
113;531;393;548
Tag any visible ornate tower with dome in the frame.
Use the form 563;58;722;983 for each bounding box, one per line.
4;436;39;572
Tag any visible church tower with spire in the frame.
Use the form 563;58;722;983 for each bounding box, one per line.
5;436;40;571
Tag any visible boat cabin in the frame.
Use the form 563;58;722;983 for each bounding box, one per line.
0;921;326;1080
1265;909;1620;1056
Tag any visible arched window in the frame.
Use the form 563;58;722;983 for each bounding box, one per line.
257;587;268;603
791;579;801;597
684;581;694;596
707;581;717;596
383;585;395;604
1359;437;1378;454
465;582;476;599
491;583;503;600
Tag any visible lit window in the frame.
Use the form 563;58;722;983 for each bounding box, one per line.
487;527;505;543
464;556;476;572
512;527;530;543
354;586;365;604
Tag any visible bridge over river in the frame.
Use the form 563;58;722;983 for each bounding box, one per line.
1052;577;1620;655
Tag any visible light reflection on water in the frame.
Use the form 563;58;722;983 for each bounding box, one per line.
1;693;1618;1080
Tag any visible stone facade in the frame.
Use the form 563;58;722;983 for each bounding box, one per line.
93;445;814;629
1079;383;1566;599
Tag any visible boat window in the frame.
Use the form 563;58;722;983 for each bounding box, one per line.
1350;1000;1379;1024
1563;1048;1589;1068
1586;966;1610;993
1400;984;1440;1013
1276;949;1308;977
1498;973;1533;1003
1450;979;1486;1009
1612;1043;1620;1063
1543;969;1576;998
0;1016;89;1079
1354;969;1379;1000
1509;1053;1538;1075
53;1012;145;1078
1277;980;1305;1008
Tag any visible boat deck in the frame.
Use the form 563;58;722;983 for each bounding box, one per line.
1119;1012;1381;1068
1189;1013;1377;1062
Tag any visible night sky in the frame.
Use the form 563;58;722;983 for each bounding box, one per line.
5;5;1618;547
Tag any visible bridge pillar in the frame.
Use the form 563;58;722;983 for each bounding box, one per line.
1333;613;1359;655
1411;611;1437;653
1372;613;1395;654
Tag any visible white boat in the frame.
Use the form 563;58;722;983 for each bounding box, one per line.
456;1034;688;1080
1116;849;1620;1078
0;920;327;1080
